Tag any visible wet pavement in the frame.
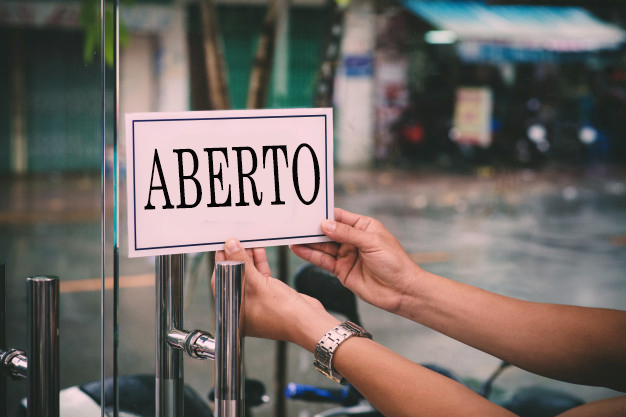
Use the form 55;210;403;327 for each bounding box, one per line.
330;165;626;413
1;164;625;416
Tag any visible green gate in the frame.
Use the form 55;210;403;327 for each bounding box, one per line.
188;4;330;110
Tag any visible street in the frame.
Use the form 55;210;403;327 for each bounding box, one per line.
1;164;625;415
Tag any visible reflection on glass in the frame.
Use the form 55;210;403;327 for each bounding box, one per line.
114;0;626;415
115;1;332;416
3;0;621;416
0;2;106;415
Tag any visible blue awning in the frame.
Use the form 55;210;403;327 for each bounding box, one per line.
402;1;625;61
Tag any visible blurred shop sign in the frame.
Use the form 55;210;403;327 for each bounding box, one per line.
0;3;80;28
451;88;493;148
125;108;334;258
0;2;177;31
344;55;373;77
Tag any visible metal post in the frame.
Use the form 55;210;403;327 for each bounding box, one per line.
1;264;6;417
214;261;245;417
156;255;184;417
26;276;59;417
274;246;289;417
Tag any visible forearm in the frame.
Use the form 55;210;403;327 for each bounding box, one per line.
556;396;626;417
286;310;513;417
400;267;626;391
329;336;514;417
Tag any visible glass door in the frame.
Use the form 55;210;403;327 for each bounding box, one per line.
0;1;109;415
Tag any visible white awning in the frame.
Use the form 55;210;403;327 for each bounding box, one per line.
403;1;626;52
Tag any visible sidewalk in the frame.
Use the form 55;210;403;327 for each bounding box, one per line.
1;164;625;415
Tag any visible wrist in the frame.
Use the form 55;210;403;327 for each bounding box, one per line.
313;321;372;384
395;262;434;321
288;308;341;352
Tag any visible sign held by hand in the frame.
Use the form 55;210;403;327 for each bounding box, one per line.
125;108;334;258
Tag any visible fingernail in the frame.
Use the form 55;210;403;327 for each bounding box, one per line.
322;220;336;232
226;239;242;253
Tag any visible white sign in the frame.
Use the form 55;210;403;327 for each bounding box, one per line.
125;108;334;258
452;87;493;148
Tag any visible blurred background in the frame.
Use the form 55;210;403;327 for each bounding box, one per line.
0;0;625;416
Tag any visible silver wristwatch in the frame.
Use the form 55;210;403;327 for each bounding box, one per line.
313;321;372;384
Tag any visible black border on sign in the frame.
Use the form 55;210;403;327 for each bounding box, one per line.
131;114;330;252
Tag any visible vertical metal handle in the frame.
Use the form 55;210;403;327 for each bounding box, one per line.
1;264;6;417
156;254;184;417
27;276;59;417
214;261;245;417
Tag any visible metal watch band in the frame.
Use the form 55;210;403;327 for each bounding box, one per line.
313;321;372;384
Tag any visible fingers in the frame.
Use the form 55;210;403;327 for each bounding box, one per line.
321;217;373;248
304;241;341;257
290;241;340;263
223;239;259;277
290;244;338;275
334;208;365;228
252;248;271;277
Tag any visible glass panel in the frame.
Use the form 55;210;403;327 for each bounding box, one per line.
115;2;332;416
113;1;626;416
0;2;106;415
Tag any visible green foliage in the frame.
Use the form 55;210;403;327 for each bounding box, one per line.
80;0;130;67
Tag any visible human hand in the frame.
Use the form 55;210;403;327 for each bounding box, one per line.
214;239;339;351
290;208;424;315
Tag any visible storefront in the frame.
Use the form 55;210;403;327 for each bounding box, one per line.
373;0;626;165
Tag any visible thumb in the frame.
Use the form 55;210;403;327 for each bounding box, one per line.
223;238;256;274
321;219;372;248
